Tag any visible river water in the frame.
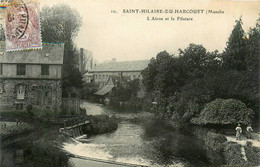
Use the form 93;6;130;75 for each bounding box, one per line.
63;102;210;167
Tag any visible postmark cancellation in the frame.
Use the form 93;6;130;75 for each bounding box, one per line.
4;2;42;51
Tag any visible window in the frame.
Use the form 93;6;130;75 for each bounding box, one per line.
99;75;101;79
17;85;25;99
17;64;26;75
102;75;105;79
0;63;2;75
133;75;136;79
41;65;49;75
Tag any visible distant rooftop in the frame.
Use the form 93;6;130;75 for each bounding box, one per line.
0;42;64;64
89;60;150;72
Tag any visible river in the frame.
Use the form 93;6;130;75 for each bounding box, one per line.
63;102;211;167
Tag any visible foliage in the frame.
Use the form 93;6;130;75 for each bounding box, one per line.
82;82;100;100
83;115;118;135
110;79;140;103
41;5;83;97
244;142;260;166
41;5;82;43
223;17;248;71
142;17;259;126
142;57;158;93
191;99;254;125
193;127;227;153
223;142;248;166
165;93;200;125
21;142;70;167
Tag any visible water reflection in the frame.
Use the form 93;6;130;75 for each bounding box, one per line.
63;103;212;167
64;112;186;167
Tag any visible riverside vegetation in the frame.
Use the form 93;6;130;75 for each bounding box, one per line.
0;108;118;167
0;110;71;167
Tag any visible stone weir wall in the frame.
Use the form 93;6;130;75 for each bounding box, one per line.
192;126;260;166
0;79;62;113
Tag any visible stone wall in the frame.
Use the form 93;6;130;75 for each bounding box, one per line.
0;79;62;113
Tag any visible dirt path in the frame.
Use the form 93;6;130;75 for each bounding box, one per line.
225;133;260;147
80;101;108;116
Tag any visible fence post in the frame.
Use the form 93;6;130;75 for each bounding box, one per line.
69;98;71;114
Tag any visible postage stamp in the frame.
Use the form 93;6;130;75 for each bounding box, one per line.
4;2;42;51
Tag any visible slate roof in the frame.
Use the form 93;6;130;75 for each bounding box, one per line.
89;60;150;72
94;85;114;96
0;42;64;64
94;75;131;96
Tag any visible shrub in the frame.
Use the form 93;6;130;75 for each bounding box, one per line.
205;132;227;153
168;97;199;125
22;142;69;167
244;142;260;166
223;142;248;166
191;98;254;125
83;115;118;135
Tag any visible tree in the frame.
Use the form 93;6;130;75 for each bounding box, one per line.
245;17;260;102
178;44;221;104
191;99;254;125
153;51;176;97
41;5;83;97
223;17;248;71
110;78;140;103
41;5;82;43
142;57;158;92
179;44;221;80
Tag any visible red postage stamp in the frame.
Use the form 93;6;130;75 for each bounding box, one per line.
4;2;42;51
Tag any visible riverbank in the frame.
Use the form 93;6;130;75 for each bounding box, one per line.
0;104;120;167
0;110;72;167
63;103;198;167
192;126;260;166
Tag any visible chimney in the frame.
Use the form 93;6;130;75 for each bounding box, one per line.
90;57;93;69
79;48;84;74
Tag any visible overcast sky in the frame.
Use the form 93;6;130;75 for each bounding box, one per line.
40;0;259;63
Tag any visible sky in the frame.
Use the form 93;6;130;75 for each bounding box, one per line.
39;0;259;63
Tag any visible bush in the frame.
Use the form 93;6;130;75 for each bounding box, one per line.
206;132;227;153
167;95;200;126
191;98;254;125
244;142;260;166
223;142;248;166
193;127;227;153
83;115;118;135
21;142;69;167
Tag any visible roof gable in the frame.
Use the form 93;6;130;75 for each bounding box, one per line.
0;42;64;64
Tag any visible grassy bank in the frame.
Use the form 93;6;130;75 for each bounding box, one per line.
193;126;260;166
0;110;72;167
82;114;118;135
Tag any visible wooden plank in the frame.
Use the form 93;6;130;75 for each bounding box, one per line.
65;120;90;130
68;154;148;167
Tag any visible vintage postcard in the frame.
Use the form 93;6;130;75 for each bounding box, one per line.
0;0;259;167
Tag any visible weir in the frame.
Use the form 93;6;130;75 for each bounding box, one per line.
59;119;90;138
67;154;149;167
